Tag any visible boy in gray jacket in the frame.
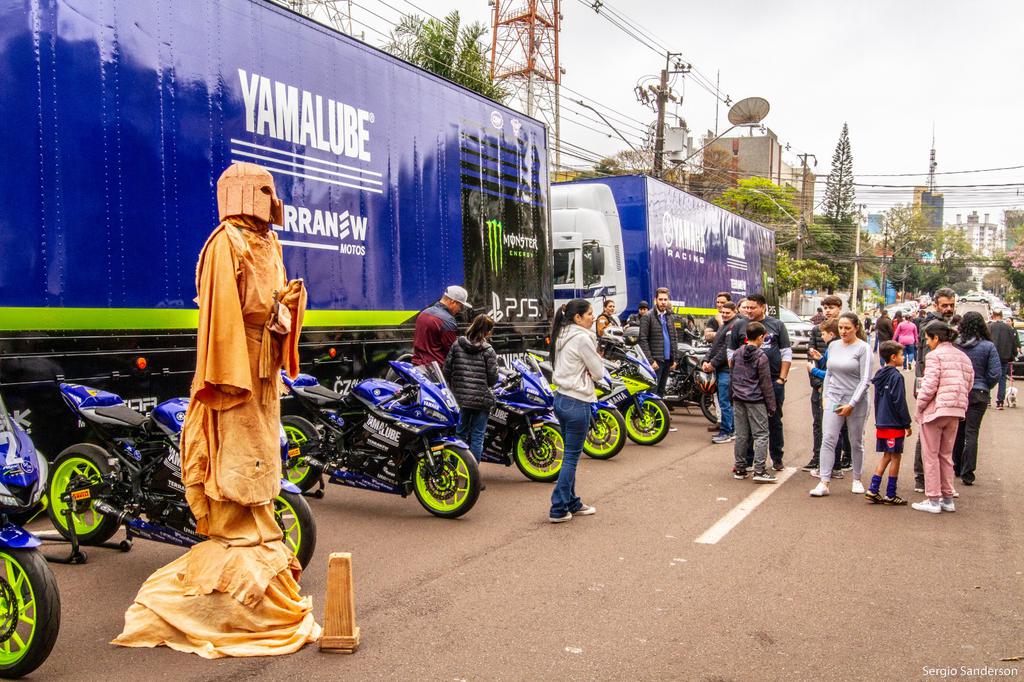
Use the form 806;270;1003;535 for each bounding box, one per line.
729;322;778;482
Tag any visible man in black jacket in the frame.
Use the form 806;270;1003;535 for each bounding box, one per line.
874;309;894;351
988;309;1021;409
703;301;739;444
639;287;680;396
728;294;791;470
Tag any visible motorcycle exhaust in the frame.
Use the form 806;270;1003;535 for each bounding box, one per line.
301;456;326;472
92;500;134;526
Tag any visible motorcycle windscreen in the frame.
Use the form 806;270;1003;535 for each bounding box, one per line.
459;130;551;325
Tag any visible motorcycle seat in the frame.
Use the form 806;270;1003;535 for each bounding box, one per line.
303;384;344;403
92;405;148;428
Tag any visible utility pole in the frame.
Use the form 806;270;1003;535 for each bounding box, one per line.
790;153;815;309
852;205;864;311
651;52;684;178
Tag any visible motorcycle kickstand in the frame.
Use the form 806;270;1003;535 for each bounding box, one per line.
303;478;326;499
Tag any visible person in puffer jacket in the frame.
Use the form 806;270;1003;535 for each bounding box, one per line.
443;314;499;464
912;320;975;514
951;311;1001;486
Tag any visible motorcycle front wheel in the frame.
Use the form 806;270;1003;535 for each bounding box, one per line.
700;391;718;424
584;408;627;460
624;398;671;446
273;490;317;569
514;423;564;481
413;446;480;518
0;547;60;678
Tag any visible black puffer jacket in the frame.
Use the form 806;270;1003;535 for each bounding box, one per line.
443;336;499;410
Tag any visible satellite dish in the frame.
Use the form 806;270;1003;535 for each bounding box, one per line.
727;97;770;126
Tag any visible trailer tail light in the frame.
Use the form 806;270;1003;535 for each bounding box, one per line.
135;357;148;371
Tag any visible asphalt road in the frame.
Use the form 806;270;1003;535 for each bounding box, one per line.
31;369;1024;681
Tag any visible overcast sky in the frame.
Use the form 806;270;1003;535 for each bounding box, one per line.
348;0;1024;222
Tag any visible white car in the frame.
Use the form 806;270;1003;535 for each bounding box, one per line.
779;306;812;354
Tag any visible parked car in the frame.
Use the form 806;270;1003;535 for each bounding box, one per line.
779;306;812;354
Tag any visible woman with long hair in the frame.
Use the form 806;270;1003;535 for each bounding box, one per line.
548;299;605;523
894;311;920;370
443;314;498;466
913;320;974;513
810;312;873;497
951;311;1001;486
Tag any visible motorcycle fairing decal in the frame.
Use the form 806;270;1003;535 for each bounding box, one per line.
327;468;403;495
123;518;200;548
0;522;41;549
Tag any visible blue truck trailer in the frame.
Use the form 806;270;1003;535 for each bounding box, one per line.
552;175;778;321
0;0;552;456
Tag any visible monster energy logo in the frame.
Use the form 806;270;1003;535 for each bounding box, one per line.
487;219;505;273
487;219;538;273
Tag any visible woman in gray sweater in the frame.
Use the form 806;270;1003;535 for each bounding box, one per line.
810;312;873;497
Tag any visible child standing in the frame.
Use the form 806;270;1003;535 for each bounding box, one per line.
866;341;913;505
729;322;778;482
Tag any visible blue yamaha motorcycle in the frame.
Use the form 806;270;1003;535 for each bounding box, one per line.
481;356;564;481
45;384;316;568
280;361;481;518
0;393;60;678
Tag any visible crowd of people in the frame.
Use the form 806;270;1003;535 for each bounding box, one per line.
412;282;1020;523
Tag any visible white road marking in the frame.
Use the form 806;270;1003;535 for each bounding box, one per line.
694;467;798;545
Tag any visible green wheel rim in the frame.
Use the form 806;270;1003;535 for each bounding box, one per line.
414;449;473;513
585;410;621;456
516;425;564;477
282;424;311;486
625;402;668;444
273;496;303;560
0;552;37;666
48;456;105;536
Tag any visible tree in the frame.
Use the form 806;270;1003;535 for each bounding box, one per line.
714;177;799;227
775;252;840;295
878;204;930;297
685;147;736;204
819;123;857;287
384;12;507;101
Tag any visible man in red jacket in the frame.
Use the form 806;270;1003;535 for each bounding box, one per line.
412;285;470;366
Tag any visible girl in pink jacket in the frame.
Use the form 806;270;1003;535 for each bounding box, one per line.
893;313;920;370
912;320;974;514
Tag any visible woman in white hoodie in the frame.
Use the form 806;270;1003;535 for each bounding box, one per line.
549;299;607;523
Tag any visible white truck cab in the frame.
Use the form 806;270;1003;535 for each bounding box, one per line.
551;183;627;314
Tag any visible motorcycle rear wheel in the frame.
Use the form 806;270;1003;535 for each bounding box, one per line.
514;424;564;481
45;444;121;545
584;408;626;459
0;548;60;678
413;446;480;518
281;415;323;493
624;399;671;446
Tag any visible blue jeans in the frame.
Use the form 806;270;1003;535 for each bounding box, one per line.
716;369;733;435
997;361;1009;405
903;344;916;369
550;393;592;517
456;408;490;462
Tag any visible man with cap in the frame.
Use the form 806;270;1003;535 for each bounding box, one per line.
626;301;650;328
413;285;470;366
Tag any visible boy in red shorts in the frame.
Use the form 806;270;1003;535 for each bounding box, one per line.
866;341;913;504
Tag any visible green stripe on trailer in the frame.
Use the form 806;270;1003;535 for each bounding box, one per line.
672;306;718;317
0;307;417;331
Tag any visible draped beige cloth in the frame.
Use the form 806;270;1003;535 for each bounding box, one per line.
112;219;319;658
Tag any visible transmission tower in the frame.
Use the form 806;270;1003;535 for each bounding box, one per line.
490;1;562;168
285;0;353;35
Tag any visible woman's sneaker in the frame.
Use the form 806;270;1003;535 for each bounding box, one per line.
911;499;942;514
809;482;830;497
939;498;956;513
851;480;865;495
752;469;777;483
